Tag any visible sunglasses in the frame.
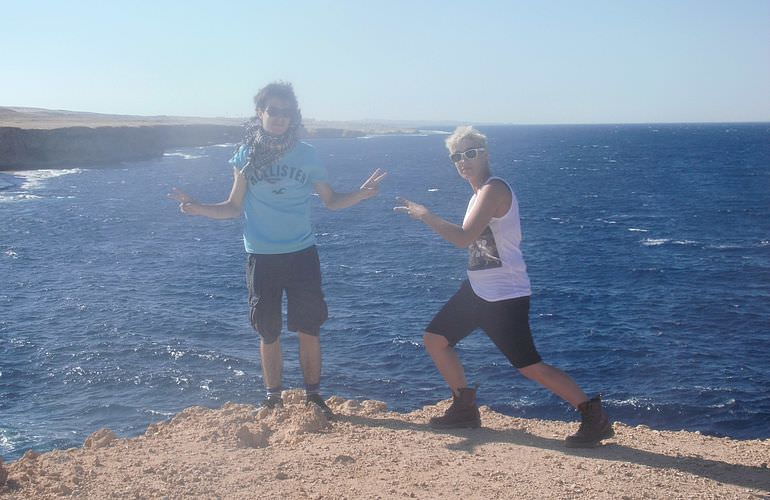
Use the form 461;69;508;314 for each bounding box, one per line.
264;106;295;119
450;147;485;163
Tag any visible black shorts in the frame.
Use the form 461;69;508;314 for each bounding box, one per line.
426;280;542;369
246;246;328;344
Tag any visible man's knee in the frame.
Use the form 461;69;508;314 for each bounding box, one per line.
297;330;320;346
260;335;281;348
424;332;450;352
251;305;282;344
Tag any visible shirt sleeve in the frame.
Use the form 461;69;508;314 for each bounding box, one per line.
229;145;249;170
307;145;328;184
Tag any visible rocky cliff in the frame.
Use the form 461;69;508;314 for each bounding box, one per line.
0;107;421;170
0;125;243;170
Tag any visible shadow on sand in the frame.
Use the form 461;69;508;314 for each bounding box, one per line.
339;413;770;493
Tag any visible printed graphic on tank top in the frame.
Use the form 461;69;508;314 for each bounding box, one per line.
468;226;503;271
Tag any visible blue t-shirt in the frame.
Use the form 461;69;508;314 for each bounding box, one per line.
229;141;328;254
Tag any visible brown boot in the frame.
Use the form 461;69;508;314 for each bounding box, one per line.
429;388;481;429
565;395;614;448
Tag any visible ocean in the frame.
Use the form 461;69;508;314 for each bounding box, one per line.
1;123;769;460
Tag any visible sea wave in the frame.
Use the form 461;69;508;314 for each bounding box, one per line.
164;152;206;160
640;238;700;247
0;193;43;203
12;168;85;190
197;143;236;149
0;176;16;190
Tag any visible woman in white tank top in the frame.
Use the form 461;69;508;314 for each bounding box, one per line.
394;126;613;448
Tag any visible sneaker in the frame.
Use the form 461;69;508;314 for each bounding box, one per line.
565;395;614;448
306;393;335;420
429;387;481;429
260;394;284;410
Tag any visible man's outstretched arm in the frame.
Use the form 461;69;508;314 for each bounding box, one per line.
168;168;248;220
315;168;388;211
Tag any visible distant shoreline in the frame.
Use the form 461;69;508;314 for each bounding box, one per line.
3;107;765;171
0;107;429;171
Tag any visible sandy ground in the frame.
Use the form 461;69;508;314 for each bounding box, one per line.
1;390;768;499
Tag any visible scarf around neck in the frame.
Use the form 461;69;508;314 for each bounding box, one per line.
237;110;302;177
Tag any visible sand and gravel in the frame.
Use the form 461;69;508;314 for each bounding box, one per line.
1;390;768;499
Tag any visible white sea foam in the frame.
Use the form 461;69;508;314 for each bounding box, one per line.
391;338;421;348
641;238;699;247
0;193;43;203
13;168;84;190
613;396;654;410
0;168;81;203
166;346;185;360
427;188;440;192
0;431;17;453
163;152;205;160
358;130;445;140
628;228;649;232
145;409;175;417
706;242;758;250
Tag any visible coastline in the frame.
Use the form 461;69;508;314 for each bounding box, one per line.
0;107;424;171
1;391;768;499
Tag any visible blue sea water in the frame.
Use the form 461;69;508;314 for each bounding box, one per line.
1;124;769;460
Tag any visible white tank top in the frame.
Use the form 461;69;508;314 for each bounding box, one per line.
464;177;532;301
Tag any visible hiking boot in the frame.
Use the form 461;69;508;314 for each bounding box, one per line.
429;387;481;429
260;394;284;410
306;393;335;420
565;395;614;448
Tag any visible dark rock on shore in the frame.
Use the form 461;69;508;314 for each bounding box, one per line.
0;107;426;170
0;125;242;170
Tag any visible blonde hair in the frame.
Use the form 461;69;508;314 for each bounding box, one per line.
445;125;487;152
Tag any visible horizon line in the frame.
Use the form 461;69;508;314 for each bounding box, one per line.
2;105;768;128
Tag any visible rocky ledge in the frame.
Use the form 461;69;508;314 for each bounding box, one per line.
0;107;383;170
0;124;244;170
2;390;768;499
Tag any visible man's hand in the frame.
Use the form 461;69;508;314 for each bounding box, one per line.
358;168;388;200
168;187;201;215
393;197;430;220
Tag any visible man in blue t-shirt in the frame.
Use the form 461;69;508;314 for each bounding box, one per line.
170;82;387;417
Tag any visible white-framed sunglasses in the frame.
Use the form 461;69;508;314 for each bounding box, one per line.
450;147;485;163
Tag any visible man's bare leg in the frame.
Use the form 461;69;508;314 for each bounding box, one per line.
298;331;321;386
260;337;283;392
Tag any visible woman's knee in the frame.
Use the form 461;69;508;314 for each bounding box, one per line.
423;332;449;352
518;361;546;379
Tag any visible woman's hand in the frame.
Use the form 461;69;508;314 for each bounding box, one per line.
393;197;430;220
358;168;388;200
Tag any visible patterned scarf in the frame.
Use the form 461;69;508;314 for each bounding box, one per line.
237;109;302;178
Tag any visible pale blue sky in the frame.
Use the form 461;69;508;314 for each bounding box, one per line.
2;0;769;124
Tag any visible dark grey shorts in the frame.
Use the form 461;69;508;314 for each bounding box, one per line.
426;280;542;369
246;246;328;344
